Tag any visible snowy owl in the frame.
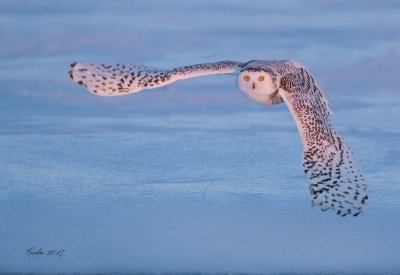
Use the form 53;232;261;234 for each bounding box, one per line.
68;60;370;217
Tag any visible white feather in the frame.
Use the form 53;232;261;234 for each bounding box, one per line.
68;59;370;216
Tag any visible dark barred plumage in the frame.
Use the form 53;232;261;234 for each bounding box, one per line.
68;59;370;216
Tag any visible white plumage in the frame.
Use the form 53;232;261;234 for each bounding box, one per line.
68;59;370;217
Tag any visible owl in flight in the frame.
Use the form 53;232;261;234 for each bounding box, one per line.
68;60;369;216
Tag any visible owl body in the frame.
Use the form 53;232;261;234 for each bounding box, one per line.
68;59;369;217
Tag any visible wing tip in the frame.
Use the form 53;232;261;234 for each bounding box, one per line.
311;197;367;217
68;70;74;80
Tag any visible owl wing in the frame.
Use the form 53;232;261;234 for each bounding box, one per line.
277;63;370;216
68;61;243;96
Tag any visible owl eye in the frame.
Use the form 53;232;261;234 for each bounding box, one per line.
258;76;264;81
244;75;250;81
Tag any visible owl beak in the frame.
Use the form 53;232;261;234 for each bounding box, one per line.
252;83;255;89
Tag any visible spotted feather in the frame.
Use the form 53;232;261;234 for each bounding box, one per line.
276;61;370;216
68;61;243;96
68;59;370;216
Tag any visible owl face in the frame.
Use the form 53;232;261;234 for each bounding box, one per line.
237;70;281;105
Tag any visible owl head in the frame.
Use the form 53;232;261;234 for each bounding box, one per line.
237;69;282;105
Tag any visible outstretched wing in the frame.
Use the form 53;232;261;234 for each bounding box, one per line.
278;62;369;216
68;61;243;96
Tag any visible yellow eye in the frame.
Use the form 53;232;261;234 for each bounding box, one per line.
258;76;264;81
244;75;250;81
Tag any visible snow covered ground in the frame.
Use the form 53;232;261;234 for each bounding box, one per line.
1;0;400;273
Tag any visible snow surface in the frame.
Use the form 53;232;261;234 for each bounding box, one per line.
1;0;400;273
